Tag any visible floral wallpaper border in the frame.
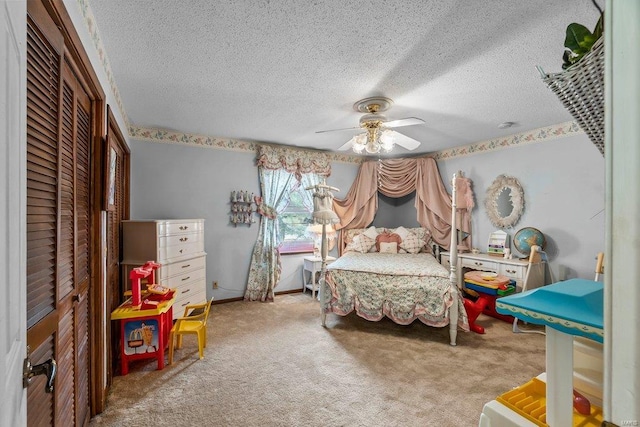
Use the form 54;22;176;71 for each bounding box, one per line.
129;126;360;164
430;121;583;160
129;125;364;164
131;121;583;163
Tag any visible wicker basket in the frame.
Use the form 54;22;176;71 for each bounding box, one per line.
541;37;605;156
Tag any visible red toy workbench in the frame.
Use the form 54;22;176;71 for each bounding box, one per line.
111;295;175;375
110;261;175;375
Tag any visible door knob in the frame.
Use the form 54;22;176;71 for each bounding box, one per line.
23;349;57;393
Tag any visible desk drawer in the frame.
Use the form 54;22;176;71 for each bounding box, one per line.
441;256;451;270
499;264;526;281
461;258;498;272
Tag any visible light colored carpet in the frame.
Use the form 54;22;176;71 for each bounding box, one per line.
90;293;546;427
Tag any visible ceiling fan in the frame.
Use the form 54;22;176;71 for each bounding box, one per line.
316;97;425;154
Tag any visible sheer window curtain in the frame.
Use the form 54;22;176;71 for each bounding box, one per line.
244;168;295;301
299;173;321;213
244;145;332;302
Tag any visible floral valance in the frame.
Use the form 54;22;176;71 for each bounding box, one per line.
256;145;331;180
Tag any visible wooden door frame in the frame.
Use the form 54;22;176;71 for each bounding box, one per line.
105;105;131;384
31;0;109;417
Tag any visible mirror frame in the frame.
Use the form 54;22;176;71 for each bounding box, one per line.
485;175;524;229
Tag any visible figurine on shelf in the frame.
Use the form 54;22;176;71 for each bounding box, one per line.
231;191;237;202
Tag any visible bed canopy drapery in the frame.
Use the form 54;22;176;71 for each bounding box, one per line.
332;157;474;254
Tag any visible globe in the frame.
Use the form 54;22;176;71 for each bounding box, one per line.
513;227;546;256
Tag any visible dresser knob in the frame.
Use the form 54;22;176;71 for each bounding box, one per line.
180;237;188;242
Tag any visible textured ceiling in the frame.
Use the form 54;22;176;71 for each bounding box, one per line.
88;0;602;155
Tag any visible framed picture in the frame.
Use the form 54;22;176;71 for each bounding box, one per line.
103;139;117;211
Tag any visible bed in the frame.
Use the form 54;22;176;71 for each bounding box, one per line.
318;168;472;345
322;227;469;344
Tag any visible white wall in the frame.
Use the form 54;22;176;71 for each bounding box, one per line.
128;140;359;299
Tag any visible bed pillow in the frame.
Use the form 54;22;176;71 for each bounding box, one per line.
393;226;423;254
415;228;434;254
379;241;398;254
362;226;380;240
375;232;402;252
345;233;376;253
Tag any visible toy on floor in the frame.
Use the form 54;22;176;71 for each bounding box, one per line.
463;289;490;334
463;271;516;326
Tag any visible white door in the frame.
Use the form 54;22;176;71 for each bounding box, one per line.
0;0;27;426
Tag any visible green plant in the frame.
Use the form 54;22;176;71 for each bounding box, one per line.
562;3;604;70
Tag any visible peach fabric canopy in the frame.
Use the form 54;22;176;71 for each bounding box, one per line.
332;157;473;253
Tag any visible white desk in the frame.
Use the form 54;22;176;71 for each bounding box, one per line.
441;251;545;293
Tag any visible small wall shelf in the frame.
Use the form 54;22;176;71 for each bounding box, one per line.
230;190;256;226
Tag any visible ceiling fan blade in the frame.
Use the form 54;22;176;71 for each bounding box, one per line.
337;136;356;151
383;117;425;128
315;125;360;134
391;131;421;151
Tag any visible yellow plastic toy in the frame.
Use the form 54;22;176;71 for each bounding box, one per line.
168;298;213;364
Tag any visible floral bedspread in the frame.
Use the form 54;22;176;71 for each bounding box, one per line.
324;252;469;329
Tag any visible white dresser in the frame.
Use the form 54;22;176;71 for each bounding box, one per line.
122;219;207;319
440;251;545;292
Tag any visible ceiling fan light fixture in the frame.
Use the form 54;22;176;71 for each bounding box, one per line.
352;126;394;154
365;139;380;154
318;97;422;154
352;133;366;153
380;129;395;152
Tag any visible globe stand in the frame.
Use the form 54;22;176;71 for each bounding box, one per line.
512;244;551;335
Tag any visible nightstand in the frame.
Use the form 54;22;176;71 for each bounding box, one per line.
302;256;336;299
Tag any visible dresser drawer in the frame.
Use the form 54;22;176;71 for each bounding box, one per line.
161;266;205;288
173;287;207;317
159;220;203;237
162;255;206;278
161;231;202;248
461;258;498;272
159;234;204;260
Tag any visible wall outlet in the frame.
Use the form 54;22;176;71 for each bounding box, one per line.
212;281;218;289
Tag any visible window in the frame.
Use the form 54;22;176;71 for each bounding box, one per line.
278;185;314;254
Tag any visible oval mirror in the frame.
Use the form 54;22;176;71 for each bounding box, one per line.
496;187;513;218
485;175;524;229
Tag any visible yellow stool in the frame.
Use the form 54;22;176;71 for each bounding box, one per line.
168;298;213;364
